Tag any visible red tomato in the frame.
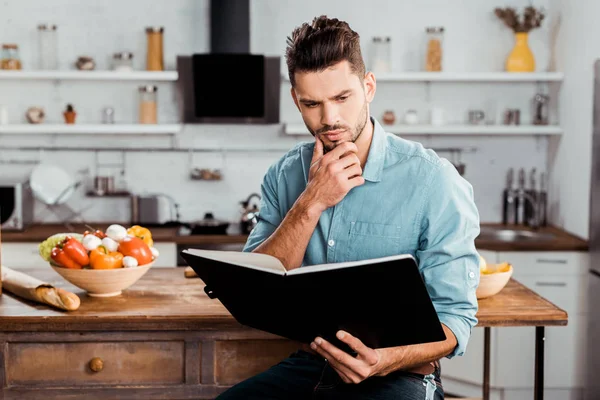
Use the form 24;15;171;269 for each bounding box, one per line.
117;236;153;265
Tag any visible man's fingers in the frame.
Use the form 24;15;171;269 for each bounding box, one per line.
325;141;358;160
337;331;379;366
338;153;361;170
311;342;360;383
343;164;363;179
312;136;324;162
348;175;366;188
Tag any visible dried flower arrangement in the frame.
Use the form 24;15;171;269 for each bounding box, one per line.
494;6;545;33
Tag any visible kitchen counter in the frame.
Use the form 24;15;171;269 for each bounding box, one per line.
0;267;567;400
1;222;588;251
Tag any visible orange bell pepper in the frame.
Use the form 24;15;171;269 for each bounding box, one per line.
89;246;124;270
126;225;153;247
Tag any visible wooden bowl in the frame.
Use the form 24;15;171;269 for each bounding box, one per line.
476;263;513;299
50;262;154;297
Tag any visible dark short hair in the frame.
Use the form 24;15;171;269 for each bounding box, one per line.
285;15;366;87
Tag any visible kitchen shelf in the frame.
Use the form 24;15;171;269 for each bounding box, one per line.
284;124;563;136
282;72;564;82
0;70;178;81
85;191;132;197
0;124;182;135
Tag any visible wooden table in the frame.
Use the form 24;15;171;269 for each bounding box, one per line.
475;278;568;400
0;268;567;399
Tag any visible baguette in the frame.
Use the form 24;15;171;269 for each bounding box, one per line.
1;266;81;311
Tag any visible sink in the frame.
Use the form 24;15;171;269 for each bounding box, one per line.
477;226;556;242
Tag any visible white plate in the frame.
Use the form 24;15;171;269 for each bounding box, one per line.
30;163;76;205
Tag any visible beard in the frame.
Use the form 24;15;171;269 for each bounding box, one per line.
306;99;369;153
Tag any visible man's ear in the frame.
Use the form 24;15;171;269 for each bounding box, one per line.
363;72;376;103
291;87;301;112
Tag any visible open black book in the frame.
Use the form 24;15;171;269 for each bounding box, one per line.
181;249;446;353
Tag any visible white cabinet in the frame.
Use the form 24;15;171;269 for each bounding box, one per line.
442;250;589;392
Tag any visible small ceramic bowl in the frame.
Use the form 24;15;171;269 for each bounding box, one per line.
476;263;513;299
50;261;154;297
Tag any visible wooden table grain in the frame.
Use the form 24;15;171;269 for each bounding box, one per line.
0;268;566;400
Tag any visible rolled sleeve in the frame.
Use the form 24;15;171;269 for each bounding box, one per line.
415;160;480;359
243;164;283;253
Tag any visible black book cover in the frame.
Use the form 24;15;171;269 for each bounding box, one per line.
181;250;446;353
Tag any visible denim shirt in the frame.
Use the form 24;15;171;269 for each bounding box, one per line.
243;117;481;358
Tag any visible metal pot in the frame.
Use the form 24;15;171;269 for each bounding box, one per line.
185;212;230;235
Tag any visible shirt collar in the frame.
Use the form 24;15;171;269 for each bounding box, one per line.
361;116;387;183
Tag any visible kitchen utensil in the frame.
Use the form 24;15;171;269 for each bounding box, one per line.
37;24;58;70
50;261;155;297
240;193;261;234
130;193;179;226
186;212;230;235
404;109;418;125
532;93;550;125
524;167;538;227
113;52;134;72
516;168;526;224
539;171;548;226
467;110;485;125
370;36;391;73
146;27;164;71
502;168;515;225
30;163;76;205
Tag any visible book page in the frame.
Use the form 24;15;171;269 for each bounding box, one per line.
286;253;415;275
182;249;287;275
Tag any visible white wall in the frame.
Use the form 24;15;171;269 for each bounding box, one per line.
547;0;600;239
0;0;559;228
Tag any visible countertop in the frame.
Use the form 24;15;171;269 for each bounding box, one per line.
0;268;567;331
1;222;589;251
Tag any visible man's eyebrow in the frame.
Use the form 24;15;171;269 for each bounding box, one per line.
298;89;353;104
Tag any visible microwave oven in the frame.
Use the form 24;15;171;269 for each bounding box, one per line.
0;181;34;231
176;53;281;124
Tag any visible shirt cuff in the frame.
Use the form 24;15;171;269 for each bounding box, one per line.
437;312;475;358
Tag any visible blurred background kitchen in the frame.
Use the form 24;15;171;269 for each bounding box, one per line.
1;0;599;399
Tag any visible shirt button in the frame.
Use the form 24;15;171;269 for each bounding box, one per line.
328;240;335;247
469;271;475;279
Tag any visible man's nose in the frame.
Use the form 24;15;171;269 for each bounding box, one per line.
320;102;339;128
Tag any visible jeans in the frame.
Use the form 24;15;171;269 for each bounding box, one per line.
216;350;444;400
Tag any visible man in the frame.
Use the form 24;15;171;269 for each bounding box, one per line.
217;15;480;400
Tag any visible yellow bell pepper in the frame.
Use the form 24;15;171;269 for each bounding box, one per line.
126;225;153;247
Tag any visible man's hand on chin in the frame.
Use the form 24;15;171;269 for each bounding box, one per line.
310;330;393;384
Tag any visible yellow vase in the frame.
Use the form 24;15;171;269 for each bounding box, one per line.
506;32;535;72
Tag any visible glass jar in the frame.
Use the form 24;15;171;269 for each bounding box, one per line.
425;27;444;72
138;85;158;124
1;44;22;70
370;36;391;74
146;27;164;71
37;24;58;70
113;52;134;72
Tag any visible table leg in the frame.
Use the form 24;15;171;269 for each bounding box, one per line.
483;327;491;400
535;326;545;400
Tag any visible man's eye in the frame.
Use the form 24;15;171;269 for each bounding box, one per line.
337;96;348;102
305;103;318;108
